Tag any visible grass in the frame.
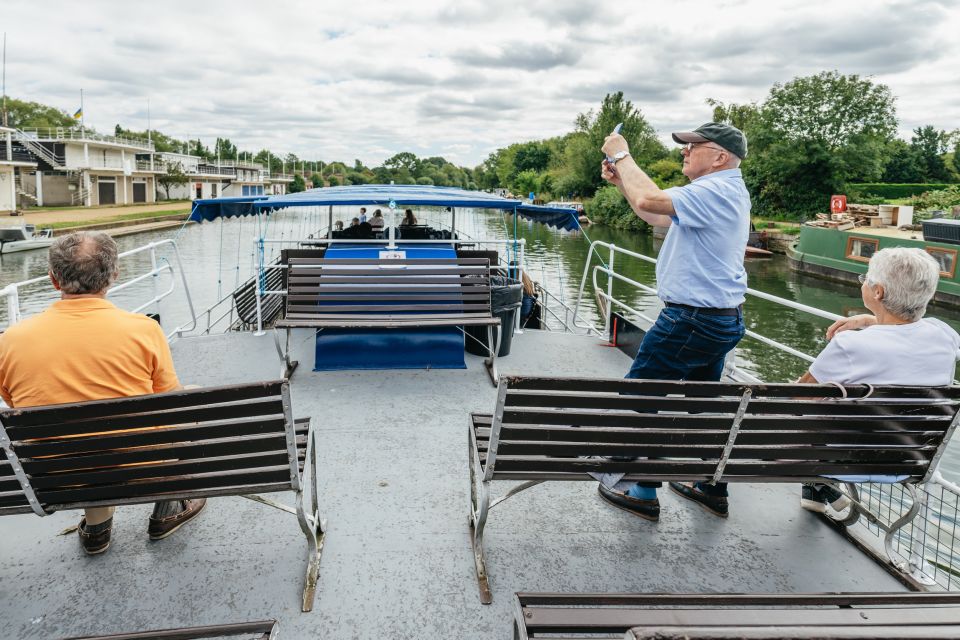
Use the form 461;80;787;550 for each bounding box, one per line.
27;200;191;213
38;209;189;230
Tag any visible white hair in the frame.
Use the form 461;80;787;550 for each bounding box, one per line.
865;247;941;322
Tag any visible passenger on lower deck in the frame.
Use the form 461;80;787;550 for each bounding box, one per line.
0;231;207;555
370;210;385;230
401;209;418;226
797;247;960;511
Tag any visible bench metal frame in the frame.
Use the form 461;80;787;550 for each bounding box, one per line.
468;377;960;603
61;619;278;640
0;381;325;612
513;592;960;640
274;257;501;384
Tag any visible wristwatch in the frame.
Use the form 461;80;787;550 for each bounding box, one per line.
611;150;630;164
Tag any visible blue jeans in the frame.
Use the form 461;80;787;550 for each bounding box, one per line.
626;306;745;495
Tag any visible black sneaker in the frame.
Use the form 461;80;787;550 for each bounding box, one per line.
669;482;728;517
597;484;660;521
78;517;112;555
801;484;851;513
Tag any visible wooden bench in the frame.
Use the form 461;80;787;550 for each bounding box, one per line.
232;263;284;331
62;619;278;640
274;257;501;383
0;381;325;612
468;376;960;603
513;592;960;639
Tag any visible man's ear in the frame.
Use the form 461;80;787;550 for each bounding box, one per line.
48;271;62;291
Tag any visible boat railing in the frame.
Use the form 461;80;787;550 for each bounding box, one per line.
574;239;960;591
0;239;198;341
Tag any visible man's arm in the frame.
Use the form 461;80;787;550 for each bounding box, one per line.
601;134;675;227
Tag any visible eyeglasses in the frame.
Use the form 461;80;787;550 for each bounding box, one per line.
857;274;867;284
682;142;726;154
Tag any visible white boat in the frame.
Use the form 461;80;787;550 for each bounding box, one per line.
0;224;55;254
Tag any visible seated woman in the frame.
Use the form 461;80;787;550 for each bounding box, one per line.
400;209;418;226
798;247;960;512
370;210;385;230
334;221;344;231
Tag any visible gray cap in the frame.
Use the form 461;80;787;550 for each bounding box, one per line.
672;122;748;159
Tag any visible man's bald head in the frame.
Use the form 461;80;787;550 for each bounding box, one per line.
48;231;119;295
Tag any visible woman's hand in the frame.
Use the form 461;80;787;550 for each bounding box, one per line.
826;314;877;340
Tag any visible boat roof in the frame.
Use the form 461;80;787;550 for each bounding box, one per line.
0;328;907;639
188;184;582;230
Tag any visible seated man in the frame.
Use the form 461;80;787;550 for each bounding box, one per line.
0;231;205;555
798;247;960;511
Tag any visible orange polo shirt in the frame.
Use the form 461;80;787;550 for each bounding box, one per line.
0;298;180;409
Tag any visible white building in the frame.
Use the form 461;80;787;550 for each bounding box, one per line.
155;153;293;201
12;127;163;206
0;126;39;214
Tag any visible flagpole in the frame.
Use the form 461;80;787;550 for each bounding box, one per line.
2;32;8;127
80;88;84;134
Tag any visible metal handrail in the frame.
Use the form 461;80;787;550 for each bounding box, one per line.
0;239;197;341
16;127;155;150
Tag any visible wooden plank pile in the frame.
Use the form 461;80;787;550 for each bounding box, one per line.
807;203;886;230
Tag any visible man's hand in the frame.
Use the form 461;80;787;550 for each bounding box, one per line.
601;160;622;187
602;133;629;157
826;314;877;340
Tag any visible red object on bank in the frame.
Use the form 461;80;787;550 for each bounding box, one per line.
830;195;847;213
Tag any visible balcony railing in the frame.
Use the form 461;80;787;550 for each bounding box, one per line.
17;127;155;151
196;164;237;177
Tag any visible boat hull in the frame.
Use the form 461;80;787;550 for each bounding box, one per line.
787;225;960;309
0;239;55;254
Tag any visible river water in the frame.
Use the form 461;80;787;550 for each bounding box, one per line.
2;206;960;479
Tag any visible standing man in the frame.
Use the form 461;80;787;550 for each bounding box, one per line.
0;232;205;554
596;122;751;521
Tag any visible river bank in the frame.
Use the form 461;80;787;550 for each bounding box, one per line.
7;201;193;237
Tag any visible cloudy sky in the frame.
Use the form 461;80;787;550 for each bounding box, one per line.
4;0;958;167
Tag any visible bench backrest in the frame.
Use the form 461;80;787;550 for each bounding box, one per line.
284;257;493;322
233;264;285;328
515;592;960;640
0;380;298;516
481;377;960;484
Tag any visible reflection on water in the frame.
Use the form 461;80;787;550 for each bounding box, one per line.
2;207;959;479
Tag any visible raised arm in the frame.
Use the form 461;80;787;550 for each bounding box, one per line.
600;133;675;227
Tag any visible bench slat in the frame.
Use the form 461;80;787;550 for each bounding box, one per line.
288;294;489;302
1;381;284;430
24;429;293;475
286;303;491;313
30;450;291;490
289;257;491;265
16;415;287;458
503;376;960;399
37;466;292;504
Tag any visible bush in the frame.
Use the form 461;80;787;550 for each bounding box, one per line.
847;183;952;199
906;185;960;214
585;185;649;231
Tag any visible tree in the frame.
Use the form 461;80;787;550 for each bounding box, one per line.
156;163;189;200
327;176;340;187
513;142;552;174
513;170;540;197
384;152;419;174
715;72;899;218
289;174;306;193
4;98;77;129
881;139;924;183
566;92;666;197
310;173;323;188
911;126;951;182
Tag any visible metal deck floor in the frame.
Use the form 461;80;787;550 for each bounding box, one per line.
0;329;906;639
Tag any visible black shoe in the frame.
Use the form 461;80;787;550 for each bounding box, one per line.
801;484;851;513
597;484;660;521
78;517;112;555
148;498;207;540
669;482;728;518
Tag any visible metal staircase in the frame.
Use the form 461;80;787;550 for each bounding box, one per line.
12;129;64;169
12;174;38;207
68;172;88;206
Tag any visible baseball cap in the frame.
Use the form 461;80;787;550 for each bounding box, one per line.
671;122;748;159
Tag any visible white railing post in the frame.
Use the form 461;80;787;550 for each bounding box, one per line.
6;286;20;326
604;243;616;337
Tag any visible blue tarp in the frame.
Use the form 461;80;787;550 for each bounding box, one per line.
188;184;580;230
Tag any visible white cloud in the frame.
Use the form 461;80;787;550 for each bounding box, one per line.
2;0;958;166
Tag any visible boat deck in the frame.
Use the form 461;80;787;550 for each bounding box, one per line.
0;329;907;639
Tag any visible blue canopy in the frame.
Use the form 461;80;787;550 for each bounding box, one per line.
188;184;580;230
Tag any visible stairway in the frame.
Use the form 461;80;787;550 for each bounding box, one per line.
13;174;38;209
11;129;64;170
68;172;88;206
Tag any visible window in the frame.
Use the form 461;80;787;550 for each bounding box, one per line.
845;237;879;263
926;247;958;278
211;183;218;197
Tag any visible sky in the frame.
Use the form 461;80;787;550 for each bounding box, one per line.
3;0;959;168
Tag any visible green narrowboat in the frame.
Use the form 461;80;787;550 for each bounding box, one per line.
787;224;960;309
